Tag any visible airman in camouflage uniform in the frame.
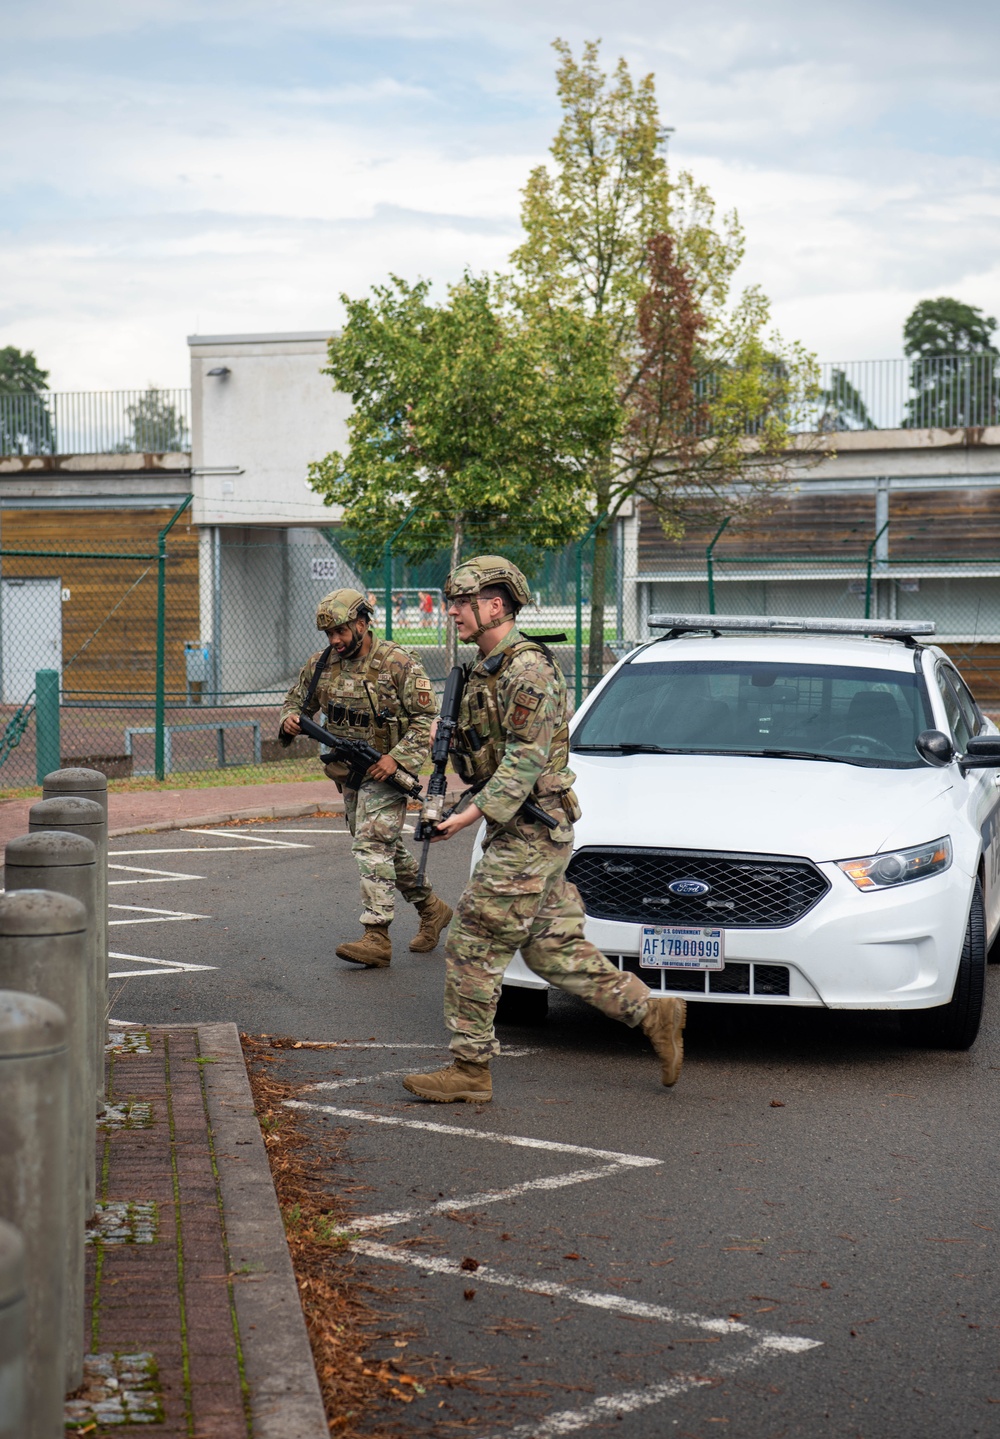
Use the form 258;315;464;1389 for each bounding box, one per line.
280;588;452;967
403;557;686;1103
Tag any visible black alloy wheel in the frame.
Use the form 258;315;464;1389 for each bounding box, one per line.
899;879;987;1050
496;986;549;1026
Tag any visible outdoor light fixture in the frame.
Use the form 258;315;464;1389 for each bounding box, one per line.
206;366;230;377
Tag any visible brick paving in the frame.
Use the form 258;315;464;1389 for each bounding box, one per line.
75;1026;251;1437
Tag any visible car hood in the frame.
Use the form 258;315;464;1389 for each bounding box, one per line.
570;751;954;862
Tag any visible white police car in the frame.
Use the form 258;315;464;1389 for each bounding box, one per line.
499;615;1000;1049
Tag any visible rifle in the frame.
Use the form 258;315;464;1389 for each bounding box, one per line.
414;666;465;885
413;664;558;886
296;712;422;800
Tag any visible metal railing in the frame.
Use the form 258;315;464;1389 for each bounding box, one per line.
1;358;997;459
0;388;191;456
814;356;999;431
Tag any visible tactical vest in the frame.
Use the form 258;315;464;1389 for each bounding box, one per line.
308;640;410;756
451;638;571;792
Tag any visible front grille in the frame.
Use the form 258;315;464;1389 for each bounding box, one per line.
619;955;790;997
567;847;829;929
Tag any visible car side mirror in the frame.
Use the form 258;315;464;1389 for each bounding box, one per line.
915;729;954;767
958;734;1000;770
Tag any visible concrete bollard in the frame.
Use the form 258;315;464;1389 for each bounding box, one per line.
4;832;99;1221
0;991;68;1439
29;794;108;1104
41;771;109;1086
0;1220;26;1439
0;893;87;1395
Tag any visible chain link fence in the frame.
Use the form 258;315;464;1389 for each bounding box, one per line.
2;511;999;794
622;552;1000;709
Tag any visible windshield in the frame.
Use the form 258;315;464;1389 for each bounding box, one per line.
572;659;933;768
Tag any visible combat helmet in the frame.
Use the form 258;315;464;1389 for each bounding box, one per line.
444;555;532;640
316;588;371;631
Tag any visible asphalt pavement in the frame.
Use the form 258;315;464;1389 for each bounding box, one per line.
108;815;1000;1438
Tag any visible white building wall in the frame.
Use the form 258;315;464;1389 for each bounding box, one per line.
188;331;348;528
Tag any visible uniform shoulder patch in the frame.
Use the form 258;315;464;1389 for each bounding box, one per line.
512;688;541;712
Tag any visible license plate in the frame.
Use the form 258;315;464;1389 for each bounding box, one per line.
640;926;725;970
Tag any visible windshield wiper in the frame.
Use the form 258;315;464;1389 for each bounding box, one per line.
573;743;881;765
572;743;683;754
725;748;862;765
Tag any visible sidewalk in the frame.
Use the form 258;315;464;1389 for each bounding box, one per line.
68;1022;327;1437
0;771;468;847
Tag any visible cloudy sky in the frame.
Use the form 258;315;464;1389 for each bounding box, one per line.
3;0;998;390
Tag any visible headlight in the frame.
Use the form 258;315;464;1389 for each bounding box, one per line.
837;836;952;891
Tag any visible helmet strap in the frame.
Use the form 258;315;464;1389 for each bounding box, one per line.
341;621;368;659
468;596;512;643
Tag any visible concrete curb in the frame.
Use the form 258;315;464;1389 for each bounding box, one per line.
196;1022;328;1439
108;799;344;838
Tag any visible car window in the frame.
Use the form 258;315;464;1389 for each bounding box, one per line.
941;666;982;739
937;667;977;749
572;659;932;767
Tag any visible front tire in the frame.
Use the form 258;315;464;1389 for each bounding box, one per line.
496;985;549;1026
900;880;986;1050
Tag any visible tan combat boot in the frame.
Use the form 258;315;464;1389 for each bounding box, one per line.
335;925;392;968
402;1059;492;1103
409;894;454;953
641;998;686;1086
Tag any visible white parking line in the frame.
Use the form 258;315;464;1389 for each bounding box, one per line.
346;1164;638;1233
183;828;313;849
481;1341;813;1439
287;1089;821;1432
350;1240;818;1350
289;1102;662;1165
109;864;205;886
297;1045;539;1057
244;828;351;835
110;844;309;855
108;950;217;979
109;903;210;926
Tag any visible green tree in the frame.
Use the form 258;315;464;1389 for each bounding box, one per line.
0;345;53;454
902;297;999;428
308;271;620;662
117;386;190;452
0;346;49;393
819;367;876;431
513;40;818;685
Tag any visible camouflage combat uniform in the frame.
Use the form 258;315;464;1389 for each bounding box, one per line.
444;625;651;1061
280;636;437;925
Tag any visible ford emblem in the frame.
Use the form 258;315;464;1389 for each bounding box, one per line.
668;878;711;897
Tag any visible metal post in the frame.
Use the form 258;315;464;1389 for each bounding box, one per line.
0;892;87;1393
864;520;890;620
0;1219;26;1439
706;517;732;616
33;671;61;785
0;990;68;1439
5;831;98;1221
32;784;107;1103
574;513;608;710
615;517;625;644
212;525;223;703
382;508;421;641
155;495;193;781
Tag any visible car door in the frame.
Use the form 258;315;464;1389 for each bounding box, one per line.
938;663;1000;941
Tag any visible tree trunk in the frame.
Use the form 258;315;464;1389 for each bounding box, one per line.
445;512;465;671
586;523;610;694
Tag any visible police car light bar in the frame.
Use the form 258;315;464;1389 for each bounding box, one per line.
648;614;936;638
